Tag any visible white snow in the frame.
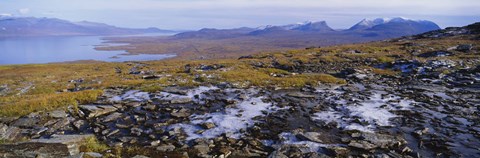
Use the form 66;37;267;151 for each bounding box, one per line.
110;86;218;103
355;17;421;29
273;132;337;153
349;93;399;126
312;89;415;133
170;89;276;140
110;90;150;102
156;86;218;104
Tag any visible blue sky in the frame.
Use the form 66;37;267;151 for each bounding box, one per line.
0;0;478;30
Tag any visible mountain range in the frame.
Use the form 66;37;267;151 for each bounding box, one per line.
0;16;440;39
97;17;442;60
174;17;441;39
0;17;175;37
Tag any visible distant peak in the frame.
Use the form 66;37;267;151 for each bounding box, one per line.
350;17;437;30
362;17;419;24
256;20;330;31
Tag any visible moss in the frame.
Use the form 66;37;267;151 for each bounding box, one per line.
376;56;395;63
80;137;110;153
371;68;399;76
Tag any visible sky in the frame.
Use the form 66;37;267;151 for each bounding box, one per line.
0;0;479;30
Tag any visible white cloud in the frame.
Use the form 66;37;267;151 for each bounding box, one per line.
0;13;12;17
18;8;30;15
61;0;480;16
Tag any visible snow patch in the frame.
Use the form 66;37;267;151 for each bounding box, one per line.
170;89;277;140
110;90;150;102
156;86;218;104
109;86;218;103
272;132;337;153
312;90;415;132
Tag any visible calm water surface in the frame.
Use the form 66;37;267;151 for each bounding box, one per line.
0;35;175;65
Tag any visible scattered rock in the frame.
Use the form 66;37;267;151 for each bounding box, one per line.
11;117;39;128
170;97;193;104
79;105;117;119
162;87;189;95
102;112;123;122
170;108;191;118
348;140;376;150
200;122;216;129
142;75;162;80
418;51;453;58
287;92;316;98
456;44;473;52
296;132;324;143
84;152;103;158
47;110;67;119
0;124;22;141
156;144;176;152
0;134;95;157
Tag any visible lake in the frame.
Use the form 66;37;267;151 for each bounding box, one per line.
0;35;176;65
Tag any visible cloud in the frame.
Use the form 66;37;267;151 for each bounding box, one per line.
18;8;30;15
41;11;56;16
0;13;12;17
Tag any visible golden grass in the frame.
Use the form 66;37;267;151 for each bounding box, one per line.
80;137;110;153
0;90;103;117
371;68;399;76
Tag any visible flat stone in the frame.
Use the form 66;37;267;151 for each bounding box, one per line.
142;75;162;80
456;44;473;52
200;122;216;129
287;92;316;98
79;105;117;119
102;112;123;122
162;87;189;95
156;144;176;152
296;132;324;143
11;117;39;128
47;110;68;119
85;152;103;158
0;124;22;141
73;120;88;131
193;144;210;154
348;140;376;150
170;97;193;104
0;134;95;157
171;108;191;118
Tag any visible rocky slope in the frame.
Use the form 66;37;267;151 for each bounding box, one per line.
0;23;479;158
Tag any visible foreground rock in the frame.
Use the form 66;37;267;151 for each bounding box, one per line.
0;134;94;158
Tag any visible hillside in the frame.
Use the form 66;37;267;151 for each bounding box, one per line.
97;17;441;60
0;22;478;157
0;17;175;37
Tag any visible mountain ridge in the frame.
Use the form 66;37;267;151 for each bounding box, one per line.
174;17;440;39
0;17;176;37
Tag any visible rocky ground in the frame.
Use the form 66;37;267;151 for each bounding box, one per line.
0;24;479;158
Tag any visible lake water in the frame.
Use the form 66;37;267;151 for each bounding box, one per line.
0;35;176;65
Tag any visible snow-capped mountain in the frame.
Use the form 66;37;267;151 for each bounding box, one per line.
349;17;440;32
250;21;334;35
258;21;333;32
